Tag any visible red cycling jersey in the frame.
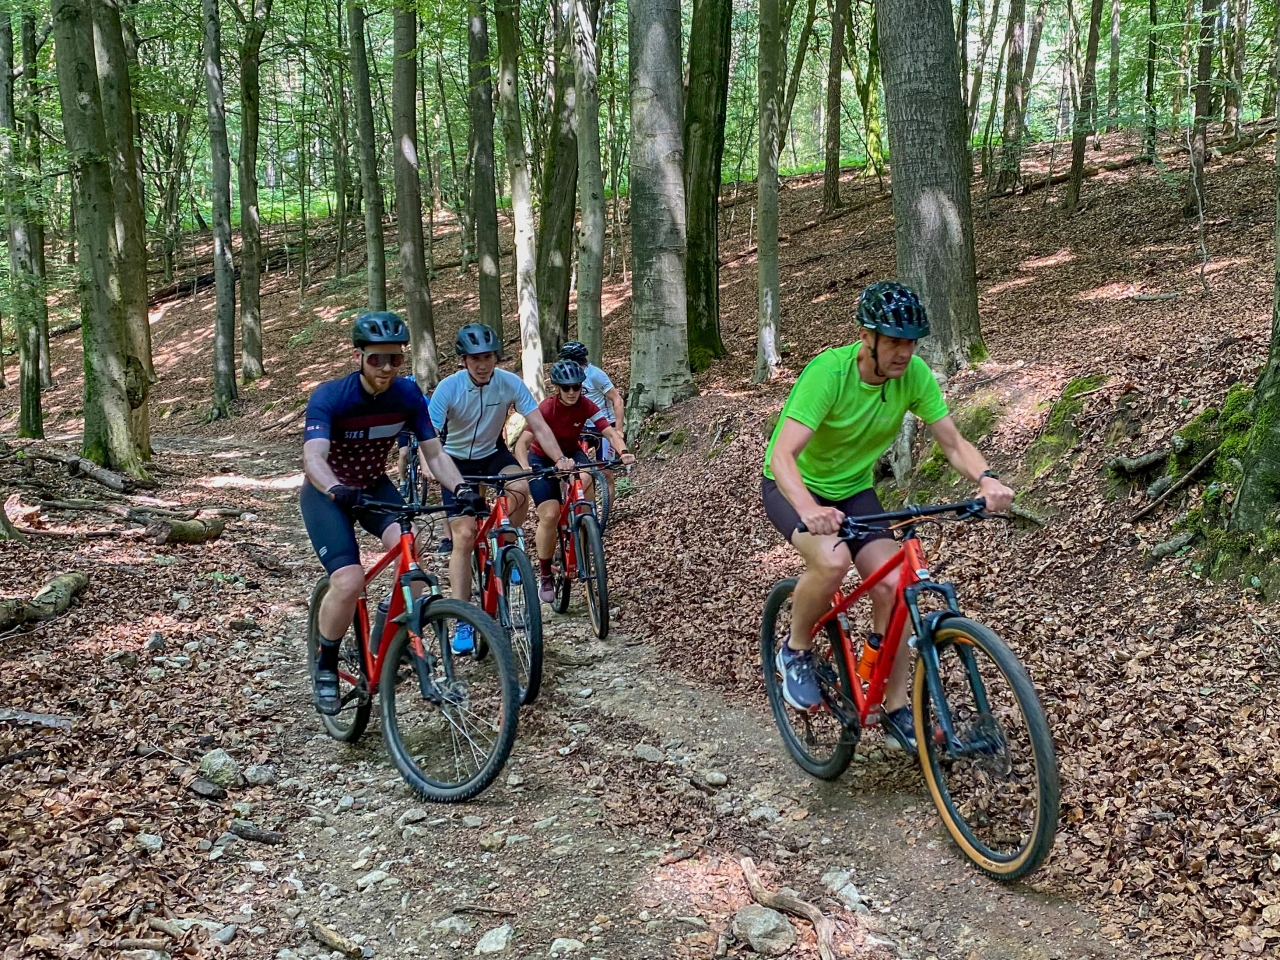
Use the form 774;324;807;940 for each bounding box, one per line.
527;395;609;459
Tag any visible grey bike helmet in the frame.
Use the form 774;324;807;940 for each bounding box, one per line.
454;323;503;358
856;281;930;340
560;341;589;365
352;311;409;347
549;359;586;386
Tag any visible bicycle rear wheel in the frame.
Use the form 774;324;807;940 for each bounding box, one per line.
913;617;1060;881
552;538;571;614
305;577;372;743
590;468;611;533
379;599;518;802
499;546;543;705
577;515;609;639
760;579;859;780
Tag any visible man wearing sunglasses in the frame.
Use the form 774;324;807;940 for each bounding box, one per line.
301;312;483;716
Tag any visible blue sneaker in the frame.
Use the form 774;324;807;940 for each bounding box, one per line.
881;706;917;752
508;562;521;585
452;622;475;656
775;640;821;710
436;538;453;556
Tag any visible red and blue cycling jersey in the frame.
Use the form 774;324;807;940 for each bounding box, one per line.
304;372;435;486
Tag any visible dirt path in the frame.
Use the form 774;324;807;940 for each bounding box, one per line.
149;435;1127;960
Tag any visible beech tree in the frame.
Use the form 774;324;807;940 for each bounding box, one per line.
823;0;849;213
203;0;237;419
1065;0;1104;211
994;0;1027;192
468;0;502;335
572;0;606;364
1184;0;1221;216
349;2;387;311
755;0;782;383
233;0;272;382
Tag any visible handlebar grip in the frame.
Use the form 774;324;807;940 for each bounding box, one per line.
795;522;808;535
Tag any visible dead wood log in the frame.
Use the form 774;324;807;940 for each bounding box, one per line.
145;517;225;545
0;708;73;730
310;923;362;958
1107;449;1169;475
1132;446;1220;522
28;450;142;492
0;572;88;630
739;857;837;960
228;819;284;844
0;494;26;543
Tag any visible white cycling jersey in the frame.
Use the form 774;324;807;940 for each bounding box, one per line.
428;368;538;460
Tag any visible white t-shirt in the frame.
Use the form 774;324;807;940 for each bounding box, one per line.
428;369;538;460
582;364;617;424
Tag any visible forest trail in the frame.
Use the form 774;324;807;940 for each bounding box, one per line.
129;434;1125;960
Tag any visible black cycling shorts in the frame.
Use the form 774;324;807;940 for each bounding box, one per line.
300;474;403;574
444;445;520;515
528;449;592;506
760;477;893;559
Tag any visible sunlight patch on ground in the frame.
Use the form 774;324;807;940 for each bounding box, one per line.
1018;249;1075;271
984;276;1035;296
196;472;303;490
1075;281;1138;302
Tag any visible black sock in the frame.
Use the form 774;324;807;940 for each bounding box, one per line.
317;638;341;672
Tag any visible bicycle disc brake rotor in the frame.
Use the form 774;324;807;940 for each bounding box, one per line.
959;713;1011;776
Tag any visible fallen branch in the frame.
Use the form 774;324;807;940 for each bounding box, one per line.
310;923;363;958
1107;449;1169;475
1144;532;1196;568
740;857;837;960
115;940;168;951
0;748;43;768
1132;292;1181;302
28;450;146;492
146;516;225;545
451;904;517;917
1008;504;1048;526
1132;446;1219;522
228;819;284;845
0;572;88;631
0;708;73;730
14;524;141;540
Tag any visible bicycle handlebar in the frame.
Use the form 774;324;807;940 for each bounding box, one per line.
463;458;627;485
795;498;989;537
355;497;485;518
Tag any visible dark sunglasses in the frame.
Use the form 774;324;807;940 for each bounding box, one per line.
364;352;406;369
560;384;582;392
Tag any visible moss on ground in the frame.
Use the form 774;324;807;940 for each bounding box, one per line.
1025;374;1107;476
912;394;1003;490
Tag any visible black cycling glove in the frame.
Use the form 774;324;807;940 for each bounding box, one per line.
328;484;361;509
453;485;487;517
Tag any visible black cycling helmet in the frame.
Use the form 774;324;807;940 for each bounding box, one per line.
352;311;409;347
560;341;589;365
856;281;930;340
454;322;503;358
549;359;586;386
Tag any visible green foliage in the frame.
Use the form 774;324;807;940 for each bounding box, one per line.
1168;384;1254;483
914;394;1002;488
1025;375;1107;476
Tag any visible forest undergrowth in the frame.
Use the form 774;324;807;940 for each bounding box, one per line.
3;134;1280;957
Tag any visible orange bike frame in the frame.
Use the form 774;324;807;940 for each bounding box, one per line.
471;487;515;618
809;536;929;726
345;527;423;690
557;471;595;579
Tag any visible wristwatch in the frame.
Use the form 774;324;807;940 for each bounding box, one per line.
979;470;1000;481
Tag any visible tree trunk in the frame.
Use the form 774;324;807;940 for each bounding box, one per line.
878;0;984;373
755;0;783;383
822;0;848;212
349;2;387;311
1065;0;1104;211
393;2;438;388
469;0;503;335
1022;0;1048;102
776;0;818;150
52;0;143;476
536;9;581;357
1105;0;1120;133
574;0;609;366
1231;144;1280;533
92;0;151;455
848;7;885;176
683;0;731;369
1222;0;1248;138
1184;0;1220;216
968;0;1003;136
627;0;695;430
494;0;544;396
20;13;50;392
0;6;41;437
238;0;272;382
1171;0;1195;130
202;0;236;419
995;0;1027;192
1144;0;1157;156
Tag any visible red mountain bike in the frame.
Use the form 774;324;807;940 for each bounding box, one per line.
535;462;610;639
760;498;1060;880
461;471;543;706
305;497;518;803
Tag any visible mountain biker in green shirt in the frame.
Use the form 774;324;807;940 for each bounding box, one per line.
762;281;1015;751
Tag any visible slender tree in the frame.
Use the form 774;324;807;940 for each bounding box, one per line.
234;0;272;382
823;0;849;212
393;1;439;387
573;0;607;365
878;0;984;372
1184;0;1221;215
203;0;237;418
1105;0;1120;133
1065;0;1105;210
756;0;783;382
776;0;819;150
968;0;1004;135
684;0;732;368
350;2;387;310
92;0;152;453
494;0;544;395
627;0;695;428
468;0;503;334
20;13;50;390
1144;0;1158;156
52;0;143;475
995;0;1027;191
1222;0;1248;139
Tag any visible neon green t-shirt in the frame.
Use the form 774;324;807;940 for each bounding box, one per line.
763;342;949;500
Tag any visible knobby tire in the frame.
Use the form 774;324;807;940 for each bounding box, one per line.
500;546;543;705
306;577;373;744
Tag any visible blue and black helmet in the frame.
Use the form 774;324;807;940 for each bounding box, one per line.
559;341;589;365
454;323;503;358
352;311;409;347
857;281;930;340
549;359;586;386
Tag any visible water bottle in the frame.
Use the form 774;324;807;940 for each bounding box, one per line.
370;598;391;647
856;632;882;682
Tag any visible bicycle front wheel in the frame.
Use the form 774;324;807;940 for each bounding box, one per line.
590;468;611;533
552;539;571;614
760;578;858;780
913;617;1060;881
306;577;372;743
379;600;519;802
500;547;543;705
577;515;609;639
